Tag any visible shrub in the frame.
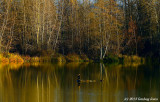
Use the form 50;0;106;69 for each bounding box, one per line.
57;56;66;62
9;54;24;63
22;56;31;62
31;57;40;62
123;55;144;63
103;54;119;63
40;56;52;62
80;54;89;62
51;53;66;63
1;57;9;63
66;53;82;62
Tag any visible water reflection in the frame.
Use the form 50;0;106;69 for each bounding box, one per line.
0;63;159;102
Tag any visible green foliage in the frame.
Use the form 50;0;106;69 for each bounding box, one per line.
103;54;119;63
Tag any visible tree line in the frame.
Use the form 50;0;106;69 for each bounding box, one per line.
0;0;160;59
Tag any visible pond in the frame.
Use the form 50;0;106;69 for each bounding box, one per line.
0;62;159;102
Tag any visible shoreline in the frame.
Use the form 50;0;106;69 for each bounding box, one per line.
0;53;146;63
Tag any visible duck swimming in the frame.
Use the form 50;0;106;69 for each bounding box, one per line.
77;74;103;84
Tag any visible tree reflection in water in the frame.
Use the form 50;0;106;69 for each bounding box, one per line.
0;62;159;102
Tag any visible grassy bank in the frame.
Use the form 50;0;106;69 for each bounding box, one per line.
0;53;145;65
0;53;90;63
0;53;149;71
103;54;145;64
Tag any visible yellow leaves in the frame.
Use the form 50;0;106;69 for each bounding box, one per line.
88;12;95;19
57;56;66;63
0;53;47;70
94;0;105;7
70;0;77;6
9;54;24;63
128;16;137;34
31;57;40;62
0;53;24;70
0;57;9;64
0;54;3;59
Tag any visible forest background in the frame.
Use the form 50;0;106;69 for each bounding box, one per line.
0;0;160;62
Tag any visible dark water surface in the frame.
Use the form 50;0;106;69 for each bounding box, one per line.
0;63;159;102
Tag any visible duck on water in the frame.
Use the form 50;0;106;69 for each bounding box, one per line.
77;74;103;84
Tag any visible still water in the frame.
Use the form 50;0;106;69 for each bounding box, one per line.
0;62;159;102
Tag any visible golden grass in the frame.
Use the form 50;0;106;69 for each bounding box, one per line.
31;62;40;67
0;53;24;70
31;57;40;62
122;55;145;67
0;53;56;70
123;55;144;63
57;56;66;62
